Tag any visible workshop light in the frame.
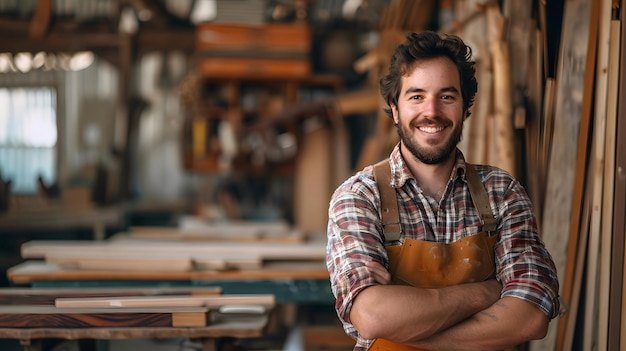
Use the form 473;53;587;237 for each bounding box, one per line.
0;51;95;72
69;51;95;71
14;52;32;72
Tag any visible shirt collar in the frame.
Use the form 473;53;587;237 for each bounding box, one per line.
388;143;469;187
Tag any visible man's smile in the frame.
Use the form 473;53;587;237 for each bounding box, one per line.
417;125;446;133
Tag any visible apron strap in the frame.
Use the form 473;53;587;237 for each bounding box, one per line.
373;159;402;243
373;160;497;244
465;163;497;234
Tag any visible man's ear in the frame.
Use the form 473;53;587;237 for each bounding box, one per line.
392;105;399;124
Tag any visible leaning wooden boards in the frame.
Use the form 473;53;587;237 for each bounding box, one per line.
531;0;595;350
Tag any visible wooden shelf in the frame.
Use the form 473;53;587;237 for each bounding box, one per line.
182;74;343;175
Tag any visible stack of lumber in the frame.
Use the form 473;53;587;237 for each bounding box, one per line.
129;217;307;244
0;287;274;329
19;221;327;272
527;0;625;350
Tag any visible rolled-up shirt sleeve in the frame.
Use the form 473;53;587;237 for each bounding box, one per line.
492;177;561;319
326;176;388;329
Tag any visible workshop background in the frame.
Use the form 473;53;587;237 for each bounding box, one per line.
0;0;624;350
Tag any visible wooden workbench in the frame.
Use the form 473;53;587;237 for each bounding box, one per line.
0;287;272;351
0;314;268;349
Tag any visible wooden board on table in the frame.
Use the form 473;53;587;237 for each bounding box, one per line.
177;217;292;233
43;250;263;272
55;294;275;309
21;236;327;262
194;256;263;271
44;251;194;272
127;226;306;244
0;286;222;297
531;0;596;350
0;287;222;306
7;260;330;285
125;216;306;243
0;306;210;328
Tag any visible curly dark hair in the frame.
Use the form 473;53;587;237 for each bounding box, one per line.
379;31;478;119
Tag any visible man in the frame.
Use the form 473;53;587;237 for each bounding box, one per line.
326;31;560;351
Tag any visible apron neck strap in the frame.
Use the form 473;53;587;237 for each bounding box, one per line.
373;159;402;243
373;160;497;245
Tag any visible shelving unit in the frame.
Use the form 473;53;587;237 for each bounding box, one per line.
183;22;345;175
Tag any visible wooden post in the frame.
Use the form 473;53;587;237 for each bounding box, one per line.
486;3;516;177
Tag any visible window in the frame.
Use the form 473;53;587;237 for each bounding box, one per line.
0;87;58;194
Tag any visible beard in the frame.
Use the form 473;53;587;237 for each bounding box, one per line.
396;116;463;165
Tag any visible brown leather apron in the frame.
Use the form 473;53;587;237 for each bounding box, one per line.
367;160;498;351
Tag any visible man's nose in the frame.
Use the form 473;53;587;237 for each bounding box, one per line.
421;97;439;116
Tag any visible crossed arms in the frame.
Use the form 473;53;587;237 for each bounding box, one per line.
350;261;549;351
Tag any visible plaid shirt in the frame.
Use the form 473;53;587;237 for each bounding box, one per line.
326;144;560;350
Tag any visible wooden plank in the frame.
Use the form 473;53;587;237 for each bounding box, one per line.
194;256;263;271
533;0;597;350
0;306;209;328
172;310;209;327
600;12;624;350
563;173;592;350
45;252;194;272
55;294;275;309
583;1;613;348
43;250;263;272
611;3;626;350
0;287;222;306
455;0;490;165
486;2;516;177
128;227;305;243
294;124;333;234
503;0;532;108
583;129;604;351
0;287;223;296
21;236;327;261
539;78;556;203
598;16;621;351
6;260;329;285
177;217;292;233
525;26;545;220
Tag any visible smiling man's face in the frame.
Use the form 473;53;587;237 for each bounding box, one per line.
392;56;466;165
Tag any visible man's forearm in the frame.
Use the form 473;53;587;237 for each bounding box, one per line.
350;279;501;342
409;296;550;351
